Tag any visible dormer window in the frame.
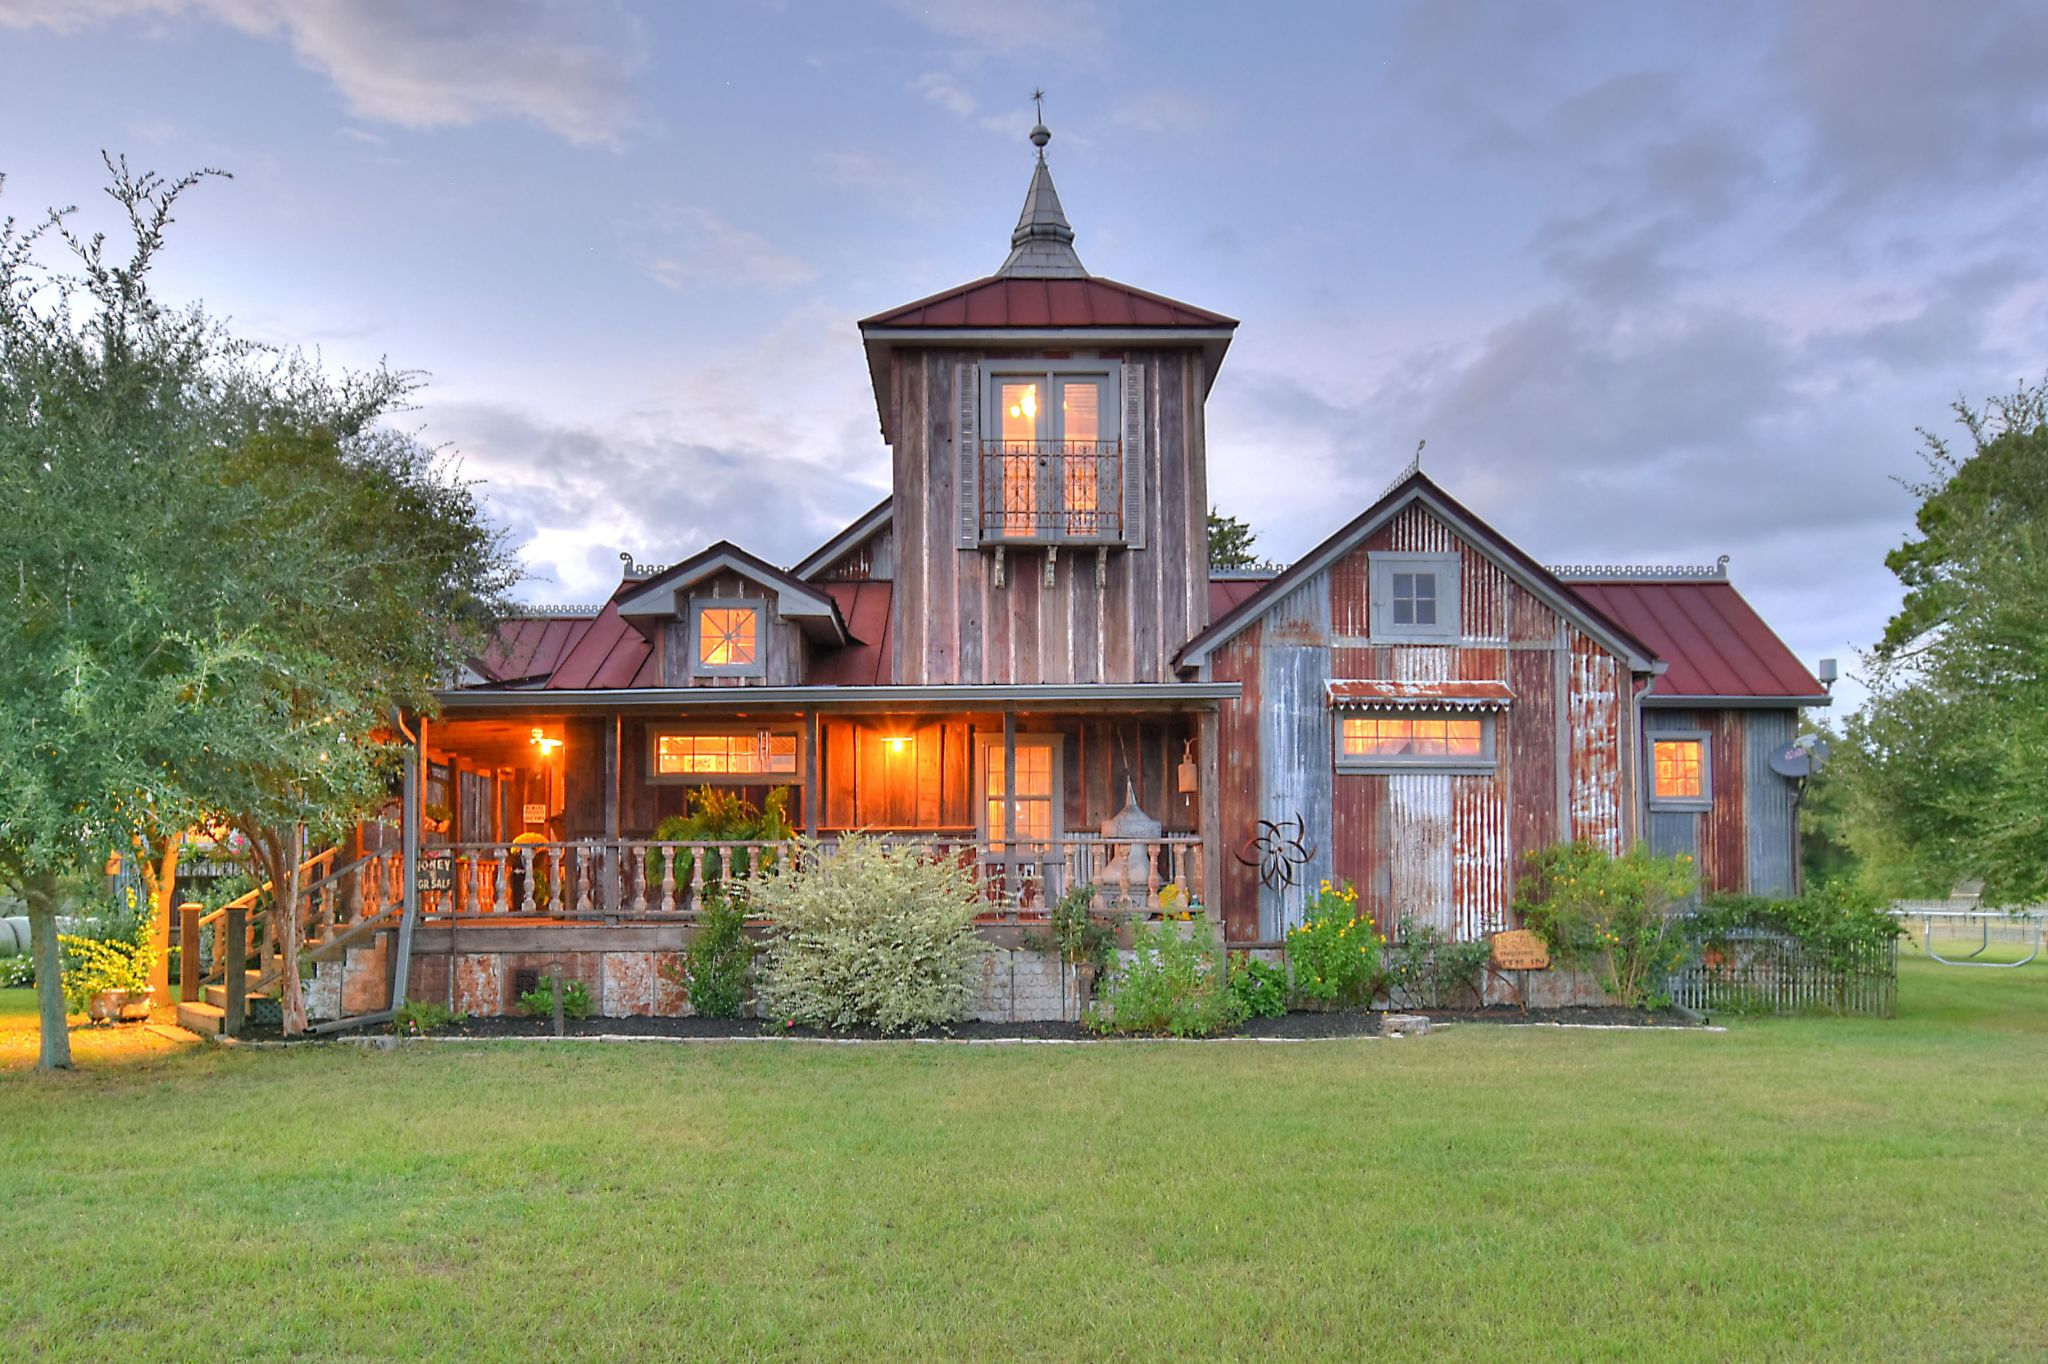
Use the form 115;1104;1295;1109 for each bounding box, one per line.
1369;552;1460;643
979;361;1123;544
691;600;763;677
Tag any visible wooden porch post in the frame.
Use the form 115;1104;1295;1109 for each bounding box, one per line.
1002;709;1018;897
603;714;621;918
803;710;821;838
1198;707;1223;935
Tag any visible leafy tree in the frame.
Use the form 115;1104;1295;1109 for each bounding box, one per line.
1207;507;1260;570
1847;379;2048;904
1793;722;1861;892
0;158;514;1064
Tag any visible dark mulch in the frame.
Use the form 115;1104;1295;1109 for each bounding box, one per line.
234;1004;1694;1044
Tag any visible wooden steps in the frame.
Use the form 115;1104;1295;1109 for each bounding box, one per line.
176;1001;226;1036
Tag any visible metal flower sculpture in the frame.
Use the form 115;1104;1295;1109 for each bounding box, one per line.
1236;815;1315;890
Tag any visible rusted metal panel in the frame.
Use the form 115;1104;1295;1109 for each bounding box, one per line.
1329;532;1371;637
1567;627;1624;853
1388;770;1454;935
1213;628;1263;941
1331;772;1381;926
1702;709;1747;893
1506;648;1559;858
1451;767;1510;937
1745;709;1798;895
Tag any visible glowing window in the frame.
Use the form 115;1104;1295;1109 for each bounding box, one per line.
698;607;756;667
981;739;1059;847
652;730;797;780
981;364;1121;542
1335;712;1494;768
1652;736;1710;806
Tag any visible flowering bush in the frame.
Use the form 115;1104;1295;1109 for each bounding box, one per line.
1226;954;1288;1019
1087;916;1245;1036
1513;842;1697;1008
57;931;154;1013
754;835;983;1033
1287;880;1383;1008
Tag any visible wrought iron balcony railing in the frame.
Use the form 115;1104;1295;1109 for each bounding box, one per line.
978;440;1123;543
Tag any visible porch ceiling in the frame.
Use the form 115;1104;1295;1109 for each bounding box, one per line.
433;682;1240;717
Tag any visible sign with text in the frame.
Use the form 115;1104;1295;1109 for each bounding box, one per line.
415;858;454;895
522;804;547;826
1491;929;1551;971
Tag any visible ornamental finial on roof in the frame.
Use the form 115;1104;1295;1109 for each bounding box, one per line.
999;89;1088;279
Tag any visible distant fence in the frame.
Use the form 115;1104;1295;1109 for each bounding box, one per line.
1666;928;1897;1017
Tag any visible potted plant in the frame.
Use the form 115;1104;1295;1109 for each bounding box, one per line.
423;802;453;835
59;932;156;1024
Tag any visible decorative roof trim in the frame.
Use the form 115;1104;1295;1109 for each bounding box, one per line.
613;543;848;645
1326;680;1515;710
1552;556;1730;582
503;604;603;618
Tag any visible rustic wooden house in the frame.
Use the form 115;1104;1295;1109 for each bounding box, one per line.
178;121;1828;1029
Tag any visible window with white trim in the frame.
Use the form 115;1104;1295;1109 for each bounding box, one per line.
690;599;764;678
648;727;798;783
1649;732;1711;809
980;361;1122;543
976;736;1062;848
1369;552;1460;642
1334;711;1496;771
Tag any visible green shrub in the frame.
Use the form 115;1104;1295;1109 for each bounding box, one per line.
1382;916;1492;1009
1286;880;1382;1008
392;997;466;1035
57;932;153;1013
1021;882;1117;976
1087;917;1246;1037
1691;883;1903;972
518;977;594;1021
755;835;983;1033
1227;954;1287;1019
1514;841;1697;1008
679;888;754;1018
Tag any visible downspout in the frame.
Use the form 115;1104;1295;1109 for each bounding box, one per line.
308;706;420;1035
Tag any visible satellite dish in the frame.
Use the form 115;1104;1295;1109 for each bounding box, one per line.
1769;742;1811;778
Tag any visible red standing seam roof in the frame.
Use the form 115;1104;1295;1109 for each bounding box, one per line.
1568;581;1823;700
475;616;593;683
860;275;1237;331
1207;578;1269;620
807;583;893;685
543;592;655;690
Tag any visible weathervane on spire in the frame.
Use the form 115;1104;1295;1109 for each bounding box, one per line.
1029;87;1050;160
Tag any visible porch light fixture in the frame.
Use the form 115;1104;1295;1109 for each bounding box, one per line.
884;735;912;755
530;727;562;756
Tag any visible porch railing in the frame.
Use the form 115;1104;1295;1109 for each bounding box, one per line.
412;834;1206;923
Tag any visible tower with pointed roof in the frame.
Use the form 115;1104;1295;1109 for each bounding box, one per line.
858;116;1239;687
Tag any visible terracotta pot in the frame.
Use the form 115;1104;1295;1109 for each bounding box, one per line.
118;987;155;1022
86;989;128;1024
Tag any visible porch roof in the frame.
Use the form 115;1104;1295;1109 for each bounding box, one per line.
434;682;1240;714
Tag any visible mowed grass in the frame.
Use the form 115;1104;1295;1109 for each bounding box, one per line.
2;960;2045;1363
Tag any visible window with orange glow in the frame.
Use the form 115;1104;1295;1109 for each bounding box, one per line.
1335;712;1494;768
982;739;1058;846
982;365;1119;542
697;606;757;668
652;730;797;779
1652;738;1708;803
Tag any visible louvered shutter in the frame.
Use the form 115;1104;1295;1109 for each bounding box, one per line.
1120;361;1146;549
956;362;979;549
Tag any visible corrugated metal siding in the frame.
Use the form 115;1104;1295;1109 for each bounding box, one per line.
1257;577;1333;937
1215;629;1263;942
1702;709;1747;893
1568;626;1624;853
1452;767;1510;935
1745;709;1798;895
1389;771;1454;934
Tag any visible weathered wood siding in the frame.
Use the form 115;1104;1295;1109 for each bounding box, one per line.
888;348;1210;685
1643;707;1799;896
658;569;806;687
1207;500;1636;942
817;526;894;581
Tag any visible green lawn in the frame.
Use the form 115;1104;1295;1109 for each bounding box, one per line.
3;960;2045;1362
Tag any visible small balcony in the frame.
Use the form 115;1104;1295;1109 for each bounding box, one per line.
978;440;1123;544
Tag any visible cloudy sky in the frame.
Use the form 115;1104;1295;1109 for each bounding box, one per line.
3;0;2045;704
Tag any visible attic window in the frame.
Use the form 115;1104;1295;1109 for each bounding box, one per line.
1369;552;1460;643
691;600;763;677
1650;734;1711;809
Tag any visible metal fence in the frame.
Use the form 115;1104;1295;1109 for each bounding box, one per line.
1665;928;1898;1017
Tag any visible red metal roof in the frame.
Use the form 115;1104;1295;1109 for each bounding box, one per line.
543;592;656;690
1208;577;1268;621
807;582;893;685
473;615;592;683
1568;580;1824;700
861;275;1236;330
1326;680;1516;709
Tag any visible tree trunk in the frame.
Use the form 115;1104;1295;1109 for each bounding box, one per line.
136;830;183;1001
24;871;72;1072
279;823;309;1036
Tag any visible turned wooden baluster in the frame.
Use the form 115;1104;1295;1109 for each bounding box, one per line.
1146;841;1163;908
631;843;649;915
520;847;537;913
687;844;706;911
660;848;676;914
549;844;566;915
493;847;509;913
576;844;593;915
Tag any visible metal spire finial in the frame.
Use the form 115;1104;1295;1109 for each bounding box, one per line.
1028;87;1051;160
999;87;1085;278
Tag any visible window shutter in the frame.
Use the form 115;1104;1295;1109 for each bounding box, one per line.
956;362;979;549
1120;361;1146;549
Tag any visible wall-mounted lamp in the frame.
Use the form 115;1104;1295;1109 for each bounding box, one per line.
1177;738;1199;795
530;727;563;756
884;735;912;755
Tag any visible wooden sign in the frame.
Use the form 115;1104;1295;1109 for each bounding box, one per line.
415;858;454;894
1491;929;1550;971
522;804;547;825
